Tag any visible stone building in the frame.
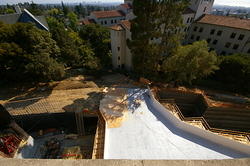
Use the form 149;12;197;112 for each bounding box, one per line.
187;14;250;55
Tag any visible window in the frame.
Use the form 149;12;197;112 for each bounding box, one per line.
104;21;107;24
230;33;236;39
221;51;226;55
203;7;207;12
196;36;200;41
118;47;120;51
190;18;194;23
191;35;195;39
217;30;222;36
248;48;250;54
212;40;218;45
199;27;204;32
111;20;113;24
194;26;198;32
101;21;103;25
187;18;190;23
238;34;245;40
118;56;120;60
209;48;215;51
184;27;187;32
225;42;231;48
210;29;215;35
233;44;239;50
207;38;211;43
115;20;117;23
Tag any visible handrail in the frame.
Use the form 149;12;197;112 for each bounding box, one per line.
161;100;250;142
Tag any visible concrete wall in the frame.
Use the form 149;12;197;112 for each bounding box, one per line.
187;22;250;55
111;29;126;69
189;0;214;19
1;158;250;166
147;88;250;156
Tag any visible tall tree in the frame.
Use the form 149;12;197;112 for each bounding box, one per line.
79;24;111;68
162;41;219;85
128;0;187;77
0;23;65;81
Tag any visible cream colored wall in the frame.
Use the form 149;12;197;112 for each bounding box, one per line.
187;23;250;55
189;0;214;19
111;29;126;69
125;29;132;71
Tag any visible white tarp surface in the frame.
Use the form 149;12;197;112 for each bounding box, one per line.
104;89;248;159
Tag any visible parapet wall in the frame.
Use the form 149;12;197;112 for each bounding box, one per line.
0;158;250;166
148;88;250;156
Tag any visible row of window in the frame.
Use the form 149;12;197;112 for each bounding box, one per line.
101;18;124;25
190;35;241;50
193;26;246;41
186;17;194;24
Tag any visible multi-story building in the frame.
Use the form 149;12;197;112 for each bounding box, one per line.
111;0;217;71
187;14;250;55
87;10;126;27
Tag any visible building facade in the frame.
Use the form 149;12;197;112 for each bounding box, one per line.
111;20;132;71
111;0;215;70
88;10;126;27
187;14;250;55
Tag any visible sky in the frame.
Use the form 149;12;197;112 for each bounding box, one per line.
0;0;250;7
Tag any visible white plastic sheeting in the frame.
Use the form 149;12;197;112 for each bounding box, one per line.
104;89;250;159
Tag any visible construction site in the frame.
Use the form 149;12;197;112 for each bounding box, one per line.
0;74;250;160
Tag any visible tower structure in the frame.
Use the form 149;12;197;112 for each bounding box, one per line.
189;0;215;19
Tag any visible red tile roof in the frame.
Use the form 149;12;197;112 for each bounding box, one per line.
121;20;131;30
110;24;124;31
120;3;132;9
92;10;125;19
196;14;250;31
82;19;95;25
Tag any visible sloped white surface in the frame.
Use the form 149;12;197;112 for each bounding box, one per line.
104;89;248;159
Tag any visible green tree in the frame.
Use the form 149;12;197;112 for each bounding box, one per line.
47;17;98;69
0;22;65;81
162;41;219;85
67;11;78;31
5;8;15;14
128;0;187;77
214;54;250;93
79;24;111;68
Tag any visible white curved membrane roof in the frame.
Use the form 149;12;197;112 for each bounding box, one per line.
103;89;250;159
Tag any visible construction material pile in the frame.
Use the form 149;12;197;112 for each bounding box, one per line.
0;132;21;157
41;138;61;159
61;146;82;159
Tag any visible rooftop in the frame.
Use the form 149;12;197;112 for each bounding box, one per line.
120;20;131;30
196;14;250;31
101;88;250;159
120;3;133;9
92;10;125;19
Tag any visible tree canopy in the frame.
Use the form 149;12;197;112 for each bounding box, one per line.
79;24;112;68
128;0;187;77
213;54;250;93
163;41;219;84
0;22;65;81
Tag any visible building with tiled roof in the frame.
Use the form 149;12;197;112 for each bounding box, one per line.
88;10;125;27
187;14;250;55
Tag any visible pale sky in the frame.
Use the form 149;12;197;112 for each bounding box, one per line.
0;0;250;7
